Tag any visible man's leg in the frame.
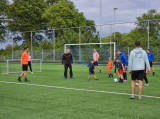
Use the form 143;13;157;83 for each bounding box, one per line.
131;80;136;96
69;64;74;78
29;62;32;72
96;66;101;70
151;67;155;75
138;80;143;98
64;64;68;78
144;73;148;84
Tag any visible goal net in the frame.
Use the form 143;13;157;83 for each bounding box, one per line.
64;42;119;64
2;59;42;74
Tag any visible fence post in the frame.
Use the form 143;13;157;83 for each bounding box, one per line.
12;33;13;60
79;27;81;62
31;31;33;59
42;49;43;62
110;24;112;58
128;47;129;60
53;30;55;62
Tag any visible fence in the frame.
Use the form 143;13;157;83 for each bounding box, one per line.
0;46;160;64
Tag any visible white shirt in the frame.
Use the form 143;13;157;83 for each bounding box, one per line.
28;56;31;61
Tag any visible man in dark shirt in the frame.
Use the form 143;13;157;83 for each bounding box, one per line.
87;60;99;81
62;49;74;80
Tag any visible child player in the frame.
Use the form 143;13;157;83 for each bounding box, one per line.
107;57;113;78
87;60;99;81
116;58;124;83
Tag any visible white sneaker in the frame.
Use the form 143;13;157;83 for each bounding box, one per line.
135;83;139;86
31;72;34;74
144;83;149;86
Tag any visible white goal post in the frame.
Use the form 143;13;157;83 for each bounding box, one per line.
64;42;116;62
2;59;42;74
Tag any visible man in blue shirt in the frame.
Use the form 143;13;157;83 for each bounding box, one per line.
147;49;155;76
116;50;128;82
87;60;99;81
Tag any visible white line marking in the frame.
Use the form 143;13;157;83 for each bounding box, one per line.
0;81;160;99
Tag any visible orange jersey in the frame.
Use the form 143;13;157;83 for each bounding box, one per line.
108;61;113;69
21;51;28;64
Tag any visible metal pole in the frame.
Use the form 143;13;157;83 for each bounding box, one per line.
114;8;118;39
31;31;33;58
110;24;112;57
128;47;129;60
100;0;102;47
148;20;149;49
42;49;43;61
79;27;81;62
12;33;13;60
53;30;55;62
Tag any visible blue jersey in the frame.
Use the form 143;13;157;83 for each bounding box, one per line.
147;52;155;62
87;63;95;71
120;52;128;66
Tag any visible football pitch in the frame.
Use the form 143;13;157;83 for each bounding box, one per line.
0;63;160;119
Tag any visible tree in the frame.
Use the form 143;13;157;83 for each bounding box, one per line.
0;0;9;43
136;9;160;44
7;0;47;45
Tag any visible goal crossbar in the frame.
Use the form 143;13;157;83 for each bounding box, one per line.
64;42;116;61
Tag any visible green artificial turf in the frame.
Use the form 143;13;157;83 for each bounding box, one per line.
0;63;160;119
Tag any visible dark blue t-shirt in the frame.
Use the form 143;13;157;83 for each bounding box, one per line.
87;63;95;71
117;61;123;70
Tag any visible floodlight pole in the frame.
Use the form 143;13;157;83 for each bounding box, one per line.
31;31;33;58
114;8;118;39
12;33;13;60
110;24;112;58
148;20;149;49
100;0;102;47
79;27;81;62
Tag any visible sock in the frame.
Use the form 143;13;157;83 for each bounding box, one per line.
125;72;128;80
121;79;123;83
25;78;27;80
109;74;110;77
119;77;121;81
19;76;21;79
110;73;112;75
153;72;155;75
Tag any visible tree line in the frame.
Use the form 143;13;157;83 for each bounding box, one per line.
0;0;160;56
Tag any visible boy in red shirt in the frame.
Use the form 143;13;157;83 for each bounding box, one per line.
116;58;124;83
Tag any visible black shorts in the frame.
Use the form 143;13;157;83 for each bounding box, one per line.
94;62;98;66
23;65;28;71
149;62;153;67
131;70;144;81
89;71;95;75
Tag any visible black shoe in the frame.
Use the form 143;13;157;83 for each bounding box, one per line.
25;80;30;82
17;78;22;82
152;74;155;76
87;79;89;81
111;74;113;78
95;79;99;80
100;70;102;74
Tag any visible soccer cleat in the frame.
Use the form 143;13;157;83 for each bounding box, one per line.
17;78;22;82
95;79;99;80
135;83;139;86
100;70;102;74
138;97;143;100
70;77;74;79
64;77;67;80
144;83;149;86
87;79;89;81
31;72;34;74
129;95;135;99
25;80;30;82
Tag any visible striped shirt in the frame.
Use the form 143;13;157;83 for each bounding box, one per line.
93;52;99;62
28;56;31;61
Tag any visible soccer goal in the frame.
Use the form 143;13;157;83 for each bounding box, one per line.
2;59;42;74
64;42;119;64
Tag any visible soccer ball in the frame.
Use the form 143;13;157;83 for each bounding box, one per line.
114;78;118;83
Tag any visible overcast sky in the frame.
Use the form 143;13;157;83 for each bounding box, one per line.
1;0;160;49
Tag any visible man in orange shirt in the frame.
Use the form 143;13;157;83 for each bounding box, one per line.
107;57;113;78
17;47;30;82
